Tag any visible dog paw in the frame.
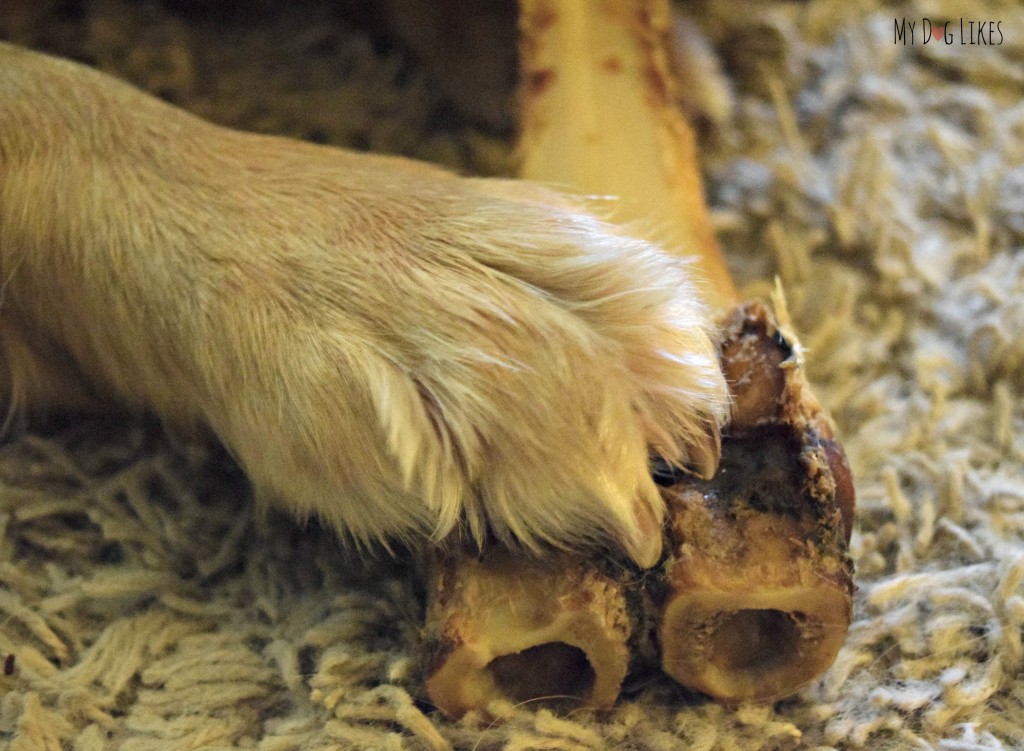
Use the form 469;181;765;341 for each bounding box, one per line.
191;154;729;565
0;46;727;563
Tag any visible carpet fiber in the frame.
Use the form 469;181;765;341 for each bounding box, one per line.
2;0;1023;749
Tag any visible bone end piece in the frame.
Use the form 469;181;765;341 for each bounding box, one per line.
657;303;856;703
422;548;632;719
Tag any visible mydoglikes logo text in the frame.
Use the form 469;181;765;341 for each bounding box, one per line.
895;17;1004;45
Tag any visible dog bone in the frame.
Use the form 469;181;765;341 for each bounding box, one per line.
517;0;738;309
420;547;635;719
516;0;856;701
420;301;856;716
656;302;855;702
420;0;855;716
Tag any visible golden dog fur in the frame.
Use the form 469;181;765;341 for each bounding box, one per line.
0;41;728;566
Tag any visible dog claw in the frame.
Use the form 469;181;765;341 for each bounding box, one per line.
686;419;721;480
624;484;663;568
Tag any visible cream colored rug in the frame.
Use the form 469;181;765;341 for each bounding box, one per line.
2;1;1024;749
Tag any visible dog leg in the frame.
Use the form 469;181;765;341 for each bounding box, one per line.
0;42;728;564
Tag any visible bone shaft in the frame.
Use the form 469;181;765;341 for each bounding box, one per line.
517;0;738;309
